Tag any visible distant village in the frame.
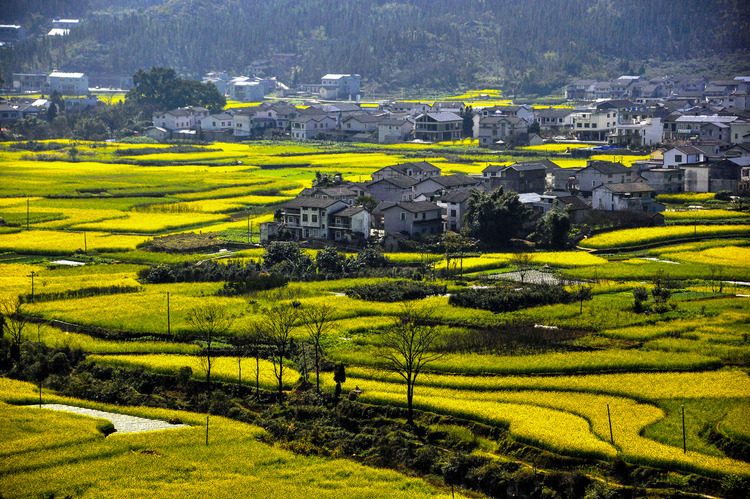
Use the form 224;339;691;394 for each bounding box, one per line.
2;19;749;246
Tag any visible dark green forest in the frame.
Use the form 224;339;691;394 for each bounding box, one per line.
2;0;750;94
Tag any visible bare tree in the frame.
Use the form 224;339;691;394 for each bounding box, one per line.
187;303;234;445
1;297;27;364
302;304;335;393
259;304;300;403
511;252;533;283
380;302;442;425
187;303;234;391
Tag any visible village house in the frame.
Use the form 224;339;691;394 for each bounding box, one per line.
682;158;750;194
371;162;441;182
379;201;443;237
0;102;42;122
726;143;750;158
413;174;481;197
48;19;80;36
319;74;361;100
48;71;89;95
565;79;597;100
12;73;48;93
228;79;264;102
276;197;349;240
0;25;26;44
592;182;663;212
341;114;383;134
290;115;337;140
414;112;462;142
199;113;233;132
662;146;706;168
298;186;359;205
365;176;419;202
475;115;528;147
329;205;372;242
390;101;432;115
572;161;634;196
534;108;574;132
436;190;472;232
738;164;750;196
482;162;547;194
378;117;414;143
729;121;750;145
571;102;621;142
607;118;662;147
152;106;208;132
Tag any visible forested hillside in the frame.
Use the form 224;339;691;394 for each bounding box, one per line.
2;0;750;94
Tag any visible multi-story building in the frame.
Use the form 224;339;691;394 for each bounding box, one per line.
48;71;89;95
371;162;441;182
380;201;443;236
414;112;462;142
592;182;663;212
12;73;48;93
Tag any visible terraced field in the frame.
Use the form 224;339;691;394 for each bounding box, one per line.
1;139;749;496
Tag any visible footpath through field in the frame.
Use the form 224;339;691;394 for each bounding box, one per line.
28;404;190;434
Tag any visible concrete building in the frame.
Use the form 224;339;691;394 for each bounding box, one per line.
414;112;462;142
592;182;663;212
48;71;89;95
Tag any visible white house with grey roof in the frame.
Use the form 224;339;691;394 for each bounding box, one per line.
592;182;663;212
414;174;481;197
378;117;414;143
319;74;361;99
291;115;337;140
436;190;473;231
573;161;634;196
380;201;443;236
371;162;441;182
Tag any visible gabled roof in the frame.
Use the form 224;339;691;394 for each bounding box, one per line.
379;117;412;126
482;163;507;173
437;190;472;203
415;112;462;122
595;182;654;193
479;115;525;125
336;206;368;217
505;161;548;172
421;174;480;188
670;145;705;156
367;176;419;189
536;108;574;118
556;196;590;211
204;113;233;121
292;114;336;123
342;113;383;124
280;197;347;209
298;187;357;197
382;162;441;175
583;161;629;175
379;201;441;213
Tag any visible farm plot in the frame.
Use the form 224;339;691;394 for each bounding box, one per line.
579;225;750;250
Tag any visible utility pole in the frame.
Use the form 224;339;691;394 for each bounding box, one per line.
83;233;87;253
26;198;30;230
247;208;250;243
29;270;36;301
166;292;171;338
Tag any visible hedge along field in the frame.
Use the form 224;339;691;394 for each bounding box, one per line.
329;346;721;376
579;225;750;250
664;209;750;222
22;324;199;355
88;354;296;391
0;380;459;499
0;230;149;255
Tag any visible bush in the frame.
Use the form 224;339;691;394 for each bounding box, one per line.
345;281;446;302
715;190;733;202
449;284;584;313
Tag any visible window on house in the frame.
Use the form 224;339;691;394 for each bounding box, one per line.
312;215;318;223
302;214;308;222
450;209;456;217
400;212;406;221
335;217;341;225
675;154;683;162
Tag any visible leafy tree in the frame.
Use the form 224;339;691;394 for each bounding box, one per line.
125;67;225;113
533;203;571;249
316;246;347;274
528;120;541;135
262;241;313;276
380;303;442;425
73;116;109;141
355;195;379;212
460;105;474;138
356;245;389;268
463;188;532;248
13;115;50;140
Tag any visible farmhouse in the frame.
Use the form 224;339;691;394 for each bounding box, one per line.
414;112;462;142
592;182;663;212
291;115;337;140
380;201;443;237
276;197;349;240
436;190;473;232
371;162;441;182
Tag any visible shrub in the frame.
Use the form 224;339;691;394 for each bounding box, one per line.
449;284;584;313
345;281;446;302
